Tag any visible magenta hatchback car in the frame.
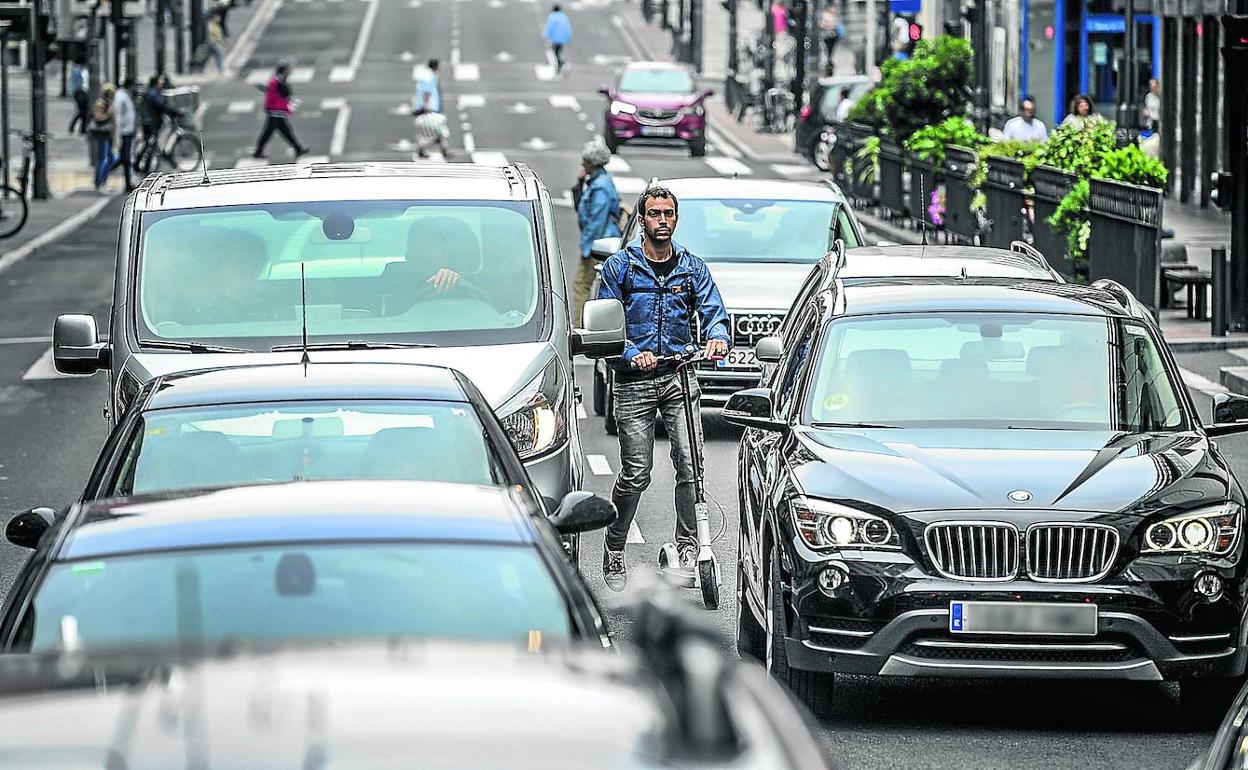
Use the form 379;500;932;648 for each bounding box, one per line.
600;61;713;157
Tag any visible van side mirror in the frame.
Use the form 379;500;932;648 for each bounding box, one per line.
1207;393;1248;436
722;388;786;432
53;314;109;375
590;236;622;260
572;298;626;358
755;335;783;364
6;507;56;549
550;491;616;534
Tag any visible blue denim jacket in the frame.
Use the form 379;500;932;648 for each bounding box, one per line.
596;243;731;368
577;169;621;258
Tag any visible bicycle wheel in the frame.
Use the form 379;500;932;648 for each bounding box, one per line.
171;133;203;171
0;186;29;239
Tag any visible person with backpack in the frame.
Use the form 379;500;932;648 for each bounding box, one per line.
594;186;730;591
572;140;620;325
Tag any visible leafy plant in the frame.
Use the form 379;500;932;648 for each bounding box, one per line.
1048;178;1090;263
1031;118;1116;178
967;139;1042;192
847;35;974;141
904;116;987;166
1096;144;1168;187
854;136;880;185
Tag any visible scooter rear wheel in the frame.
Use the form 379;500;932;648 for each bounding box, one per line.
699;559;719;610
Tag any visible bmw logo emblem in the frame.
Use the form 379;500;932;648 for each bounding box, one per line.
1008;490;1033;503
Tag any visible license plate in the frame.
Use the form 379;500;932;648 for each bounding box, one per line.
640;125;676;137
949;601;1097;636
716;348;759;369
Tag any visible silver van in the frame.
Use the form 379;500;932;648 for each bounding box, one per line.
52;162;624;514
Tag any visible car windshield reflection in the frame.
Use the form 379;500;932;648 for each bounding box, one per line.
669;199;858;262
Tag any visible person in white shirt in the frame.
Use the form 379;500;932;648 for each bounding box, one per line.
1001;97;1048;143
833;87;853;121
111;76;137;191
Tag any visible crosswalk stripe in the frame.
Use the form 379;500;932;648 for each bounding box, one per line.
471;151;509;166
587;454;613;475
329;65;355;82
227;100;255;113
704;156;752;176
453;62;479;81
22;348;73;380
614;176;648;195
549;94;580;110
605;156;630;173
457;94;485;108
245;68;269;85
534;64;556;81
296;155;331;165
289;66;315;83
770;163;813;178
627;521;645;544
235;157;269;168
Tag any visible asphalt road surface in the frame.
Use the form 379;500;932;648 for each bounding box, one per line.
0;0;1244;767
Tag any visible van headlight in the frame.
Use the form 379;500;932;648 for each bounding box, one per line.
789;497;901;551
498;359;569;461
610;100;637;116
1143;503;1241;556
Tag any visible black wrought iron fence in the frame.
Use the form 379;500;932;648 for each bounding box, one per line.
981;157;1027;249
1086;177;1163;311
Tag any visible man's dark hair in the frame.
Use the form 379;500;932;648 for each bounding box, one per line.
427;58;440;70
122;76;135;89
552;3;561;10
148;74;162;88
637;185;678;217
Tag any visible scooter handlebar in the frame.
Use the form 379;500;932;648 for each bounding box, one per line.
635;347;724;368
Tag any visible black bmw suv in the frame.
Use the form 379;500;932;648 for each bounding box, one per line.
725;273;1248;717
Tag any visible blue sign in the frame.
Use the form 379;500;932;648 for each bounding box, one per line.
889;0;921;14
950;602;964;632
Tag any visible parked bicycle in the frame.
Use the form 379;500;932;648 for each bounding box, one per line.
0;129;40;239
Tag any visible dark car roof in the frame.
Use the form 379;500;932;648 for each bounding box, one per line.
145;362;469;410
60;481;537;560
837;280;1128;318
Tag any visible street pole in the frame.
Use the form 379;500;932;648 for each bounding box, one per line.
189;0;204;66
155;0;166;74
173;0;185;73
791;0;806;111
727;0;738;73
968;0;989;133
763;0;774;93
0;24;11;196
1115;0;1140;145
864;0;875;74
1222;9;1248;329
31;4;50;200
691;0;702;71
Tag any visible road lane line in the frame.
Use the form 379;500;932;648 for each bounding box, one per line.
534;64;557;81
235;157;269;167
457;94;485;108
703;156;752;176
1181;367;1229;396
705;124;747;159
327;101;351;156
0;195;113;277
245;68;269;85
453;62;479;81
347;0;379;72
0;336;50;345
576;403;587;419
329;65;355;82
627;521;645;544
605;155;630;173
227;100;255;113
22;348;74;381
549;94;580;110
587;454;613;475
224;0;284;77
463;131;476;153
289;66;315;83
471;151;509;165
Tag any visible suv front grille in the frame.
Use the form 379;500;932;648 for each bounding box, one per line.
731;312;783;347
637;108;680;124
924;522;1019;581
1025;523;1119;582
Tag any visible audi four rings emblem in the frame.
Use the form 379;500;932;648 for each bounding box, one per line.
734;315;782;336
1008;490;1032;503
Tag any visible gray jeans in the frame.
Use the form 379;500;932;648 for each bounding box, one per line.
607;372;704;551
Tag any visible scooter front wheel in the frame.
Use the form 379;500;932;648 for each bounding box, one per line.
699;559;720;610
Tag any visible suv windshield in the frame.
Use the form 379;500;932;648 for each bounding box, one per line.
672;199;859;262
806;313;1186;432
620;67;693;93
108;400;508;495
136;200;544;349
19;543;571;652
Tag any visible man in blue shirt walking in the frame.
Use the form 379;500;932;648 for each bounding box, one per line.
595;186;731;590
543;4;572;76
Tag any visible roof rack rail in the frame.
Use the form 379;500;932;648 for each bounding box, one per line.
1008;240;1052;268
1090;278;1136;312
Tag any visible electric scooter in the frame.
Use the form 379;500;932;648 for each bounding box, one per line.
650;346;722;610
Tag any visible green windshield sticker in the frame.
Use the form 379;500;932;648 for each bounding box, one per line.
70;562;106;575
823;394;849;412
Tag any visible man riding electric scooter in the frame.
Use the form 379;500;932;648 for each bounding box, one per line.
596;186;730;594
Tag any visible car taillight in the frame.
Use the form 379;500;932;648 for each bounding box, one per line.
799;105;812;120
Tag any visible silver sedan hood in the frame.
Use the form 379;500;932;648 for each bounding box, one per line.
704;261;815;313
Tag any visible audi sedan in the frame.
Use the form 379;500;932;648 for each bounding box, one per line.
724;274;1248;719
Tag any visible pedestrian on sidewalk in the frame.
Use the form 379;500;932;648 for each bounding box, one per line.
89;84;117;191
1001;96;1047;143
818;4;842;73
137;74;182;170
572;139;621;325
1144;78;1161;133
253;61;309;159
543;4;572;76
412;58;453;159
111;77;137;192
1061;94;1098;130
68;58;89;134
213;0;233;38
207;16;227;72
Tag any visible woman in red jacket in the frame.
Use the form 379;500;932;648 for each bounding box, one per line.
253;61;309;159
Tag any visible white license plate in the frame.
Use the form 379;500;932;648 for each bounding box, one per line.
949;601;1098;636
640;125;676;137
716;348;758;369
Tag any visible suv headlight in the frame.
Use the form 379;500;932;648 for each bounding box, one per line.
498;359;569;461
789;497;901;551
610;100;637;116
681;103;704;117
1143;503;1241;556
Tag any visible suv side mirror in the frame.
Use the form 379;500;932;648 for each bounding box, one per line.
550;491;616;534
572;298;626;358
755;335;783;364
722;388;786;432
53;314;110;375
590;236;622;260
1207;393;1248;436
6;507;56;549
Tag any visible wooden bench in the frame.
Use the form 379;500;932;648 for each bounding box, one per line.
1163;267;1212;319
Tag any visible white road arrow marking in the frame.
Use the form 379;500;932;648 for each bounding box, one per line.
520;137;554;151
507;102;535;114
457;94;485;108
495;50;514;62
400;51;415;61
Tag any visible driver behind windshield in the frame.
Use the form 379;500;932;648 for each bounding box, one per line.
379;216;483;314
175;229;277;326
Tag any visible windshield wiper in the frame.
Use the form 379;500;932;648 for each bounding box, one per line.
270;340;440;352
138;339;251;353
808;421;899;429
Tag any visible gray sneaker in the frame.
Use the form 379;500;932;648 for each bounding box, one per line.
603;547;627;591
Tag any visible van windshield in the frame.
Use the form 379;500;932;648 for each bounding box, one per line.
135;200;545;349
